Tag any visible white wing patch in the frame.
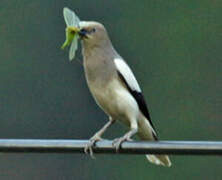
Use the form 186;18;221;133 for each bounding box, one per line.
114;58;141;92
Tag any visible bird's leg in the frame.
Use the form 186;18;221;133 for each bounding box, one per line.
113;121;138;152
84;117;115;158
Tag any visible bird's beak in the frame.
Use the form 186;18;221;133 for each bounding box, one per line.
78;29;88;38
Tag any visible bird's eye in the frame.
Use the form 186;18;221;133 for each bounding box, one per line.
91;28;96;33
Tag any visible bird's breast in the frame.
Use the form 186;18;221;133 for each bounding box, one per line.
82;49;139;123
89;78;139;124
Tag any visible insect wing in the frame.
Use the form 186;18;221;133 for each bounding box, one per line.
74;14;80;27
63;7;75;26
69;35;78;61
63;7;80;27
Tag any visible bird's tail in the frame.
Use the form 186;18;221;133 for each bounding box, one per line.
145;154;171;167
138;119;172;167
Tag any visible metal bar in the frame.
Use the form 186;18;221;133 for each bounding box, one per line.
0;139;221;155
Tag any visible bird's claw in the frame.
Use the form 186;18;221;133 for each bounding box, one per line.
84;140;96;159
112;135;133;152
84;134;102;159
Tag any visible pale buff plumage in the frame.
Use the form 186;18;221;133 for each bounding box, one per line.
79;21;171;167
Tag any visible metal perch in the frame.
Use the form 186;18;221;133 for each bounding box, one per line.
0;139;221;155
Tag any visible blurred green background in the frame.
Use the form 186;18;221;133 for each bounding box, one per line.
0;0;222;179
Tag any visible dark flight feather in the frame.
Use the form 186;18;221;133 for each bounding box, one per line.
117;71;158;140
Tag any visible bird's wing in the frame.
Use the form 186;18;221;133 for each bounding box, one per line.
114;58;157;137
114;58;141;92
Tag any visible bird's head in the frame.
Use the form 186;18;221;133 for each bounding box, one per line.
78;21;111;48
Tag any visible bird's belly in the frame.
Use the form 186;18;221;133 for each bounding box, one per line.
90;79;139;125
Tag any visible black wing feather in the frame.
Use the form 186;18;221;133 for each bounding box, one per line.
117;71;158;140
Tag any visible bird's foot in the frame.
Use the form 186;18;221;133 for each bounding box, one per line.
112;135;133;152
84;134;103;159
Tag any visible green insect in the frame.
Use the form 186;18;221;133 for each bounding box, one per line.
61;7;80;61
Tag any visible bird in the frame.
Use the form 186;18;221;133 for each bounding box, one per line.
77;21;171;167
